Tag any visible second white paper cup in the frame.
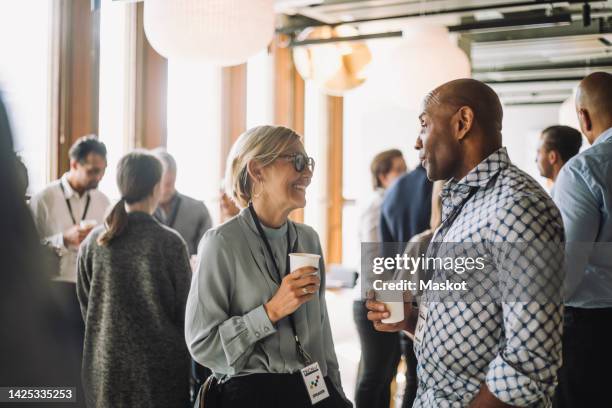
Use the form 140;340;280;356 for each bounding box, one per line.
289;253;321;274
381;302;405;324
376;279;405;324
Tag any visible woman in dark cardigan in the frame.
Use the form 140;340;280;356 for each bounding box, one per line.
77;151;191;408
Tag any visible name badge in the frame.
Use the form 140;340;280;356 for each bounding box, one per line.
300;362;329;405
413;302;429;347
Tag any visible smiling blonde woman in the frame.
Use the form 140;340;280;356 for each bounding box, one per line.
185;125;351;408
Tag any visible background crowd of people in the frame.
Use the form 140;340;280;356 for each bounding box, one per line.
1;72;611;408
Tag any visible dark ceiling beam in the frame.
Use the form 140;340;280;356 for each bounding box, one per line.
276;0;604;33
448;12;572;33
483;76;588;83
288;14;611;47
465;17;612;42
502;99;565;106
290;30;402;46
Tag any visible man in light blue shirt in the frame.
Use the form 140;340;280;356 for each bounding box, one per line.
552;72;612;408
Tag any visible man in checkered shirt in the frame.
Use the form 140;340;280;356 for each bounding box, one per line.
367;79;564;407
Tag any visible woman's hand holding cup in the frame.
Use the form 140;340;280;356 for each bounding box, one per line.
264;267;320;324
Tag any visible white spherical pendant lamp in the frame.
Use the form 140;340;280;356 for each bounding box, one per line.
385;25;471;111
144;0;275;66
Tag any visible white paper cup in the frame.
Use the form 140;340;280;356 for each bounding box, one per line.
376;279;405;324
381;302;405;324
289;253;321;274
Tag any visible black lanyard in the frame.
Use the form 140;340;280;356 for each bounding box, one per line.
422;186;479;305
248;202;313;365
59;183;91;225
430;186;479;261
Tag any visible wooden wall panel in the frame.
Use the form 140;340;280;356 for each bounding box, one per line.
220;64;247;174
56;0;100;175
273;39;305;134
326;95;343;265
135;2;167;149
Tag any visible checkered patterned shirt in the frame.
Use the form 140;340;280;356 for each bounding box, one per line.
414;147;565;407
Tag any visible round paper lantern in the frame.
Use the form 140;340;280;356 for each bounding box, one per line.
144;0;274;66
293;26;372;96
384;25;471;110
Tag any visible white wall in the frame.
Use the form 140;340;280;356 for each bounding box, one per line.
502;103;562;192
167;62;222;224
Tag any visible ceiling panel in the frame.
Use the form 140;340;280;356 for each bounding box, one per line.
472;34;612;69
290;0;568;23
276;0;612;105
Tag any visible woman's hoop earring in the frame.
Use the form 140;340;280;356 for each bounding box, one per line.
252;179;264;199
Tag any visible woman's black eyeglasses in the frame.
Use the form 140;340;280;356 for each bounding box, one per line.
279;153;315;173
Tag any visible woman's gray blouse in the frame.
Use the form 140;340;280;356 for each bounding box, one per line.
185;208;346;399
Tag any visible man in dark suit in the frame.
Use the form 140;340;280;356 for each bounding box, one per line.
380;165;433;247
379;164;433;408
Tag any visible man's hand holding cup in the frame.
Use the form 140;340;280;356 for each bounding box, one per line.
365;289;417;334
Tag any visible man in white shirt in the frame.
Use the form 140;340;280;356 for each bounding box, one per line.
28;135;109;408
30;135;110;282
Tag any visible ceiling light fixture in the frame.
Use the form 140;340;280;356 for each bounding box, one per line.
143;0;275;66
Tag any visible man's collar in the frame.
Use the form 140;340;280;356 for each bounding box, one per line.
456;147;510;188
593;126;612;146
156;192;179;218
441;147;510;198
162;191;180;209
60;173;76;199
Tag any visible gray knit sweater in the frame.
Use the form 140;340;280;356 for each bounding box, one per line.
77;212;191;408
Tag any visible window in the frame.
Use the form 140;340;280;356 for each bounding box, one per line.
167;61;222;223
246;49;273;129
0;1;53;194
98;0;134;199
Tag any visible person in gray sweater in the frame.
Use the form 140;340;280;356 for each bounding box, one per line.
77;151;191;408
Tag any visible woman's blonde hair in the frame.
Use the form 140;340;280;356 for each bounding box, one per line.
225;125;302;208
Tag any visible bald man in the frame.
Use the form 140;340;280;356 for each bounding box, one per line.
366;79;565;407
552;72;612;408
